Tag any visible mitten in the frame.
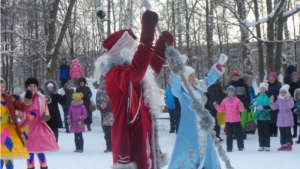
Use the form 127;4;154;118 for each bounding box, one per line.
60;90;65;96
286;94;291;100
41;113;51;121
213;101;218;106
78;121;83;129
25;90;33;99
140;10;158;46
256;106;263;110
218;53;228;65
270;96;274;103
154;31;173;59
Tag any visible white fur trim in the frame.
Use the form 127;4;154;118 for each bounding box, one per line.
108;31;137;56
112;163;137;169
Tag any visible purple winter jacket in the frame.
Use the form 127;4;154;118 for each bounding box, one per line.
270;96;294;127
68;100;87;133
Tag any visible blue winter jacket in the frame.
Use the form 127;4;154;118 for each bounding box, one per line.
59;64;70;80
168;65;223;169
250;93;271;121
248;85;255;102
165;86;176;109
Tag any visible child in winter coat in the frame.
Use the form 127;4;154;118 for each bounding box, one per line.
0;78;32;169
96;80;114;153
20;77;59;169
250;82;271;151
69;59;84;88
270;84;294;151
215;85;245;152
293;88;300;144
68;93;87;153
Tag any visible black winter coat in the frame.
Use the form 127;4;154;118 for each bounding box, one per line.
289;80;300;97
62;88;74;112
76;86;92;124
284;65;297;84
268;81;282;123
47;93;66;129
230;79;250;109
205;81;225;118
43;80;66;130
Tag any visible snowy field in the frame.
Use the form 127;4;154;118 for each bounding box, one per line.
13;79;300;169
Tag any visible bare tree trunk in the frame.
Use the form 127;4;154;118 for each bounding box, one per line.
107;0;111;35
206;0;213;68
254;0;264;81
237;0;252;77
266;0;276;72
46;0;76;80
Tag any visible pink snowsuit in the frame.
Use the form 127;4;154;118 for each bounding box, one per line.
69;59;84;87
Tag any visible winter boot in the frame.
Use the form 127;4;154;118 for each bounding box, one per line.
277;145;287;151
104;149;112;153
295;135;300;144
40;167;48;169
286;143;292;151
78;139;84;153
258;147;264;151
74;139;79;152
265;147;270;151
87;124;92;131
27;168;35;169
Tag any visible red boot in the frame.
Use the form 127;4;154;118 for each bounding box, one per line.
286;143;292;151
277;145;287;151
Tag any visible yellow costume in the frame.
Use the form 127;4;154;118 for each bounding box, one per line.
0;97;29;159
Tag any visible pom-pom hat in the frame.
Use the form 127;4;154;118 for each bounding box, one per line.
72;93;83;100
259;82;269;91
102;29;137;56
280;84;290;94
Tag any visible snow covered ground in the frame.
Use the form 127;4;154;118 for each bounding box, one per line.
13;113;300;169
13;78;300;169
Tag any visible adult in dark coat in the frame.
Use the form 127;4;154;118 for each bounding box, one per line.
284;65;297;84
267;72;282;137
43;80;66;142
205;79;225;141
62;82;74;133
59;58;70;88
288;71;300;137
76;77;93;131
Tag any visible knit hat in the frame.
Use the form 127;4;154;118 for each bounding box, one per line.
242;74;250;81
226;85;235;93
25;77;39;88
280;84;290;93
259;82;269;91
72;93;83;100
47;83;54;88
291;71;300;78
231;71;240;77
268;72;277;80
183;66;195;81
102;29;137;56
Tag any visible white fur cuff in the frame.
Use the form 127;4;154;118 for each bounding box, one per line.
112;163;137;169
158;153;169;168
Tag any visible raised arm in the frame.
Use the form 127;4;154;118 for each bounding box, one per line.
170;74;182;98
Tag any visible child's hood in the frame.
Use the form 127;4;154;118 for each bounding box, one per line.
294;88;300;101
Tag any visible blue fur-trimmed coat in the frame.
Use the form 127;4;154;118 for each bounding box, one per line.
168;64;223;169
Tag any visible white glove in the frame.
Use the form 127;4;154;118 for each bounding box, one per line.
218;53;228;65
180;54;188;64
60;89;65;96
256;106;263;110
253;102;257;106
